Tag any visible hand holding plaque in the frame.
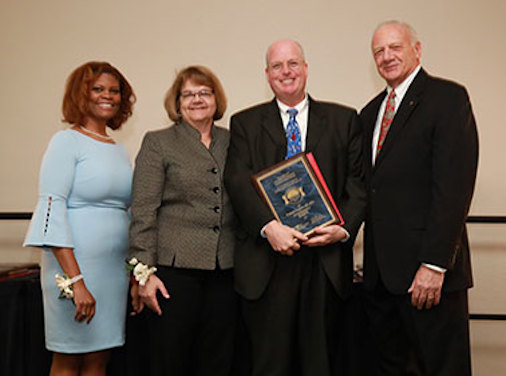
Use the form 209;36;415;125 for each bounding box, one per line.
252;152;344;236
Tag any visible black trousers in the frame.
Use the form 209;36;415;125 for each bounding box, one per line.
364;281;471;376
146;266;238;376
242;250;344;376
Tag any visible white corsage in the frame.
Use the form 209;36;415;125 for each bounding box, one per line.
127;257;157;286
55;273;83;299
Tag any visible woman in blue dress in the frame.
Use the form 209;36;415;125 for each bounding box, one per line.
24;61;135;375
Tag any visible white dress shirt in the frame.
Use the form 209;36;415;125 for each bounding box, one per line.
276;96;309;152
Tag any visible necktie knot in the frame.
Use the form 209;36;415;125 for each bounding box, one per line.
287;108;298;117
387;90;396;108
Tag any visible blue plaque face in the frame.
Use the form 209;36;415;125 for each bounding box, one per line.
254;155;337;235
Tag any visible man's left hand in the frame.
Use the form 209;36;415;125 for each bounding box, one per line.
408;264;445;310
302;225;348;247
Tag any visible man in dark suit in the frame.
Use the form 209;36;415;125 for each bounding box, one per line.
224;40;365;376
360;21;478;375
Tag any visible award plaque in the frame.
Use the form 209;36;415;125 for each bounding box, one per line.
252;152;344;236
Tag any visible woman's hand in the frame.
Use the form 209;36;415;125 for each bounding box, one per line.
72;280;96;324
50;247;95;323
130;283;145;315
138;274;170;316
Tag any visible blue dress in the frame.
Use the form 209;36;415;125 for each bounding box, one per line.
24;129;132;353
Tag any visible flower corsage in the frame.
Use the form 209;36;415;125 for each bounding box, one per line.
127;258;157;286
55;273;83;300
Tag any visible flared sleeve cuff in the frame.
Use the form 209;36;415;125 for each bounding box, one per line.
23;194;74;249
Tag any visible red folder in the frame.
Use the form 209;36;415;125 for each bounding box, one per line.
306;152;344;225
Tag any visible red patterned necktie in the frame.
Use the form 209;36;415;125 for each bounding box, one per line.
376;90;396;154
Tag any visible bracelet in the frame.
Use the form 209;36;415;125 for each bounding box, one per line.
127;257;157;286
68;274;84;284
55;273;83;300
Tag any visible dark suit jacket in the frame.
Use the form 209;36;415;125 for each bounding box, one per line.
224;97;366;300
360;69;478;295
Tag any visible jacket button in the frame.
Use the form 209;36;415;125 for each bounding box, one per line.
213;187;220;194
214;206;220;213
213;225;220;233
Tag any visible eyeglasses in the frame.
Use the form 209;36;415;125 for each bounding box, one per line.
180;89;214;101
268;59;304;72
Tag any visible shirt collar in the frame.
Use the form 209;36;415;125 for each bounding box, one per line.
276;94;308;115
386;65;421;101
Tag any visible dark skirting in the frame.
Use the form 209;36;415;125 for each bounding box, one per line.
0;273;375;376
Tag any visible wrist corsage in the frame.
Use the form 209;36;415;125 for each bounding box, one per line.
127;257;157;286
55;273;83;299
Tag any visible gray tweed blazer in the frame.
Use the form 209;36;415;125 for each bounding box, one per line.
128;121;236;270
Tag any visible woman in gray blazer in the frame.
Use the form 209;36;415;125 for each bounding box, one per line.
128;66;237;376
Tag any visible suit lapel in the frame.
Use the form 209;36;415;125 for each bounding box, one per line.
306;97;326;152
363;92;386;172
260;99;285;144
260;97;326;159
374;69;428;169
260;99;286;161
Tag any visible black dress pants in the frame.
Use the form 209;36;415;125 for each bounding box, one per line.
242;250;344;376
147;266;238;376
364;281;471;376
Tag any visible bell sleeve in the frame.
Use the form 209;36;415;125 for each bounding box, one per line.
23;131;77;250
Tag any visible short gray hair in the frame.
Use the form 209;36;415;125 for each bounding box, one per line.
374;20;419;46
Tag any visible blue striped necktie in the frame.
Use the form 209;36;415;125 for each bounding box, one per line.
285;108;301;159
